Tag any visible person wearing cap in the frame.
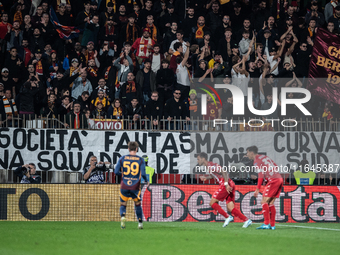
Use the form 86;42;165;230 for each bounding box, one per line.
120;13;141;48
257;28;275;58
28;48;49;78
81;15;100;47
305;1;325;27
99;1;115;27
141;155;156;184
131;27;155;64
329;5;340;32
189;16;211;46
75;1;92;31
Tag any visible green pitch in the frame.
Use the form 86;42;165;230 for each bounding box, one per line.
1;222;339;255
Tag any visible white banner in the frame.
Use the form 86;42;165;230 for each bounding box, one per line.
1;128;340;173
190;132;340;173
0;128;191;173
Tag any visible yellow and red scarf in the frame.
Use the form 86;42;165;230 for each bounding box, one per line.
87;67;98;77
74;112;80;129
195;24;205;39
146;23;158;42
126;81;136;93
13;11;23;25
112;107;123;117
104;66;111;80
322;110;333;120
126;23;138;43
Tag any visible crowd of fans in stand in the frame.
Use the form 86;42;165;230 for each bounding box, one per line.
0;0;339;130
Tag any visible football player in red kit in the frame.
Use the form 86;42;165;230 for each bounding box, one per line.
197;152;252;228
246;146;283;230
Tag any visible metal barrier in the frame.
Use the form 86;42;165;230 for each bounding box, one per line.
1;115;339;185
1;169;339;186
1;114;340;132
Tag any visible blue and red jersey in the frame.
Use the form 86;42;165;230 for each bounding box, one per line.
114;154;148;190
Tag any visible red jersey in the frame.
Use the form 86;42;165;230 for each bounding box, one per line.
205;161;224;183
254;154;282;189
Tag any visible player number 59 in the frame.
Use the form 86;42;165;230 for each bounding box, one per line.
123;161;139;176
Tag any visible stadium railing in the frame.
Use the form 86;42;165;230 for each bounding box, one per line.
1;114;339;185
1;114;340;132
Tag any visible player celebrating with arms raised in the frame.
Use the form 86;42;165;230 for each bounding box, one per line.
246;146;283;230
197;152;252;228
114;141;149;229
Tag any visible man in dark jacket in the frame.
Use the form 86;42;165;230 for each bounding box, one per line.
65;101;88;129
189;16;211;45
18;78;41;119
124;98;143;129
164;89;188;130
120;72;143;106
136;59;156;104
14;163;41;184
144;91;163;129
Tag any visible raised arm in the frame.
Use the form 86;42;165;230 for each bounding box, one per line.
181;42;191;66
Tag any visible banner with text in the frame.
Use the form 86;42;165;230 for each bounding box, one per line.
0;128;191;173
1;129;340;173
308;28;340;104
141;185;340;223
1;184;339;222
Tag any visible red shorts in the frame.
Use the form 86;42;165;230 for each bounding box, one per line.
263;179;283;198
212;179;235;204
